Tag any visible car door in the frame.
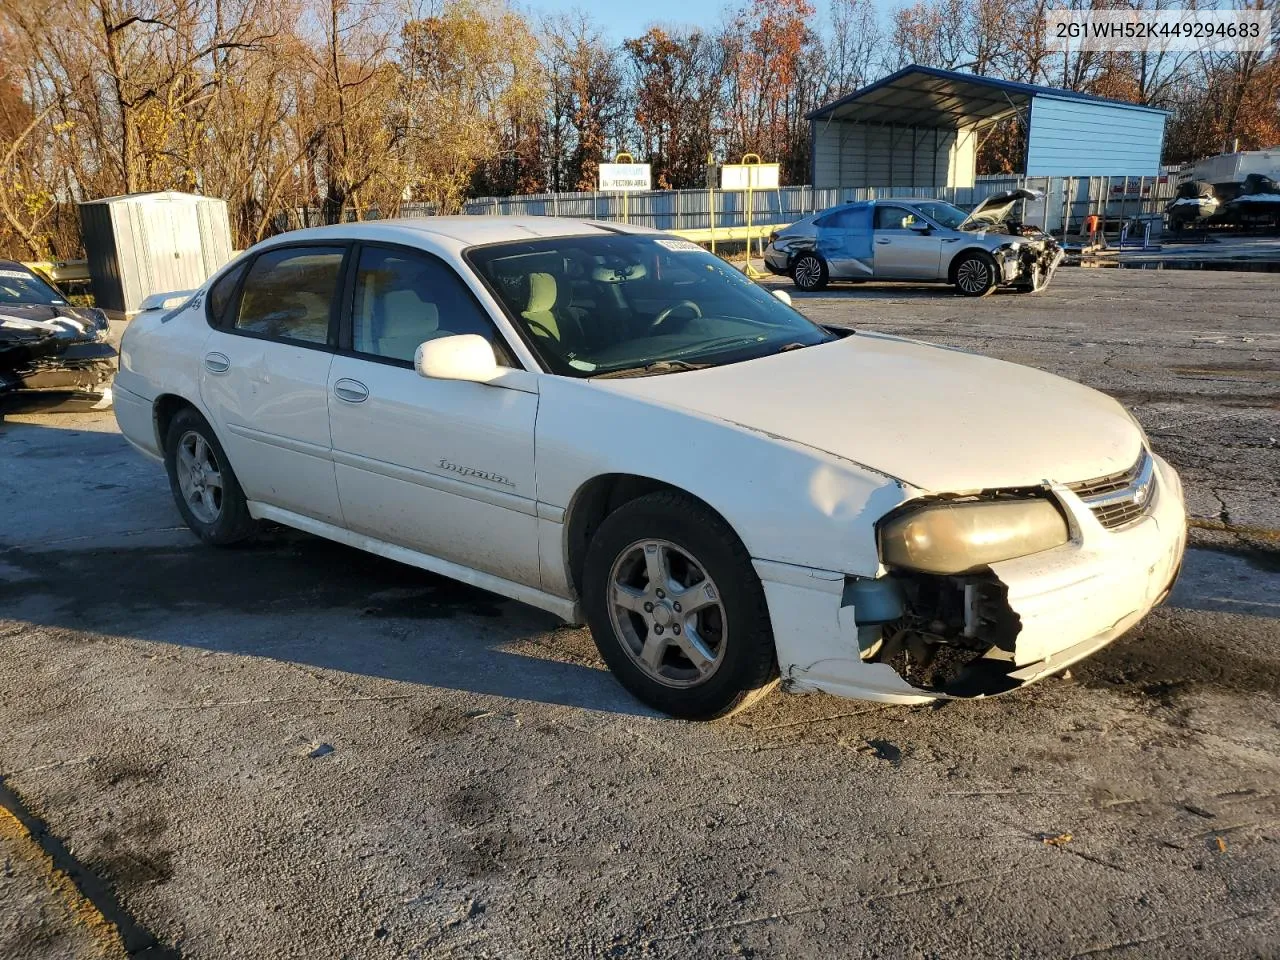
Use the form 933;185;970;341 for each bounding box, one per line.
872;205;944;280
199;244;347;525
327;243;541;587
814;204;874;279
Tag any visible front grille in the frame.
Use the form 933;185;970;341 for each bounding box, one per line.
1066;466;1134;499
1067;449;1156;530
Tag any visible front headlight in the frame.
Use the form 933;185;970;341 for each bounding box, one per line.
879;498;1069;574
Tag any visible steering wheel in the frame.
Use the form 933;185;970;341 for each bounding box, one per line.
524;317;558;341
649;299;702;331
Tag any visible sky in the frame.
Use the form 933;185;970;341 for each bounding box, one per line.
522;0;891;40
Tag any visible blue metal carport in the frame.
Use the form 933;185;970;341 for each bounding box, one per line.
808;65;1169;189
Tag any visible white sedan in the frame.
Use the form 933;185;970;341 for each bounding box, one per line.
114;218;1186;719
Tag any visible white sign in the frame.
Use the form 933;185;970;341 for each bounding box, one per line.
599;163;652;192
721;163;781;191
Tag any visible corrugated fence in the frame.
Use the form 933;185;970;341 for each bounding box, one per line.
270;170;1188;237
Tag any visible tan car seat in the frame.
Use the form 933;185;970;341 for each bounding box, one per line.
522;272;562;341
374;287;440;362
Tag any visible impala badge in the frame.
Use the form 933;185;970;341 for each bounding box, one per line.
438;459;514;487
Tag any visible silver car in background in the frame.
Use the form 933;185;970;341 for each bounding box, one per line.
764;189;1064;296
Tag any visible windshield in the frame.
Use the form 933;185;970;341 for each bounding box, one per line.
910;201;968;229
467;234;833;377
0;266;66;306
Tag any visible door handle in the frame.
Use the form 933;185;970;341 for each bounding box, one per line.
875;238;891;245
204;352;230;374
333;378;369;403
941;237;960;243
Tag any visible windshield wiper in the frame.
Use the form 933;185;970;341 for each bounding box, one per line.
591;359;711;379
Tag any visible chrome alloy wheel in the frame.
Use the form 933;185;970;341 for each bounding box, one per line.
793;256;822;289
607;539;728;688
176;430;223;524
956;257;991;293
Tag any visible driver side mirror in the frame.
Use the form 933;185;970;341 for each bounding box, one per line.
908;220;931;234
415;334;499;383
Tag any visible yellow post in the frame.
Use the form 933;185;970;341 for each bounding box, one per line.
615;151;633;225
741;153;764;278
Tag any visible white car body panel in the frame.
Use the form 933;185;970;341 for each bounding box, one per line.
200;331;344;524
114;216;1186;707
326;354;542;588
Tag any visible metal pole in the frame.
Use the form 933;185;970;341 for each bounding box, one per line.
707;152;716;253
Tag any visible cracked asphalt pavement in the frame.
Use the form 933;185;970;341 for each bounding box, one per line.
1;268;1277;958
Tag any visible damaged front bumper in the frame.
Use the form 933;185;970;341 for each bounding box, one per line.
0;339;117;412
755;453;1186;705
996;241;1064;293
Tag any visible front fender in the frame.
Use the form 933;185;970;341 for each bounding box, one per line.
535;376;913;578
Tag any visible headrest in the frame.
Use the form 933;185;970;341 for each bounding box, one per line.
383;289;438;332
525;272;558;313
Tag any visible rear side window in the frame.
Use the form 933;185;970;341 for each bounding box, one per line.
235;247;345;345
815;206;866;230
205;261;247;328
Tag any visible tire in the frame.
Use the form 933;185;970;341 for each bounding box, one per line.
953;250;999;297
163;407;258;545
582;491;778;720
791;253;828;291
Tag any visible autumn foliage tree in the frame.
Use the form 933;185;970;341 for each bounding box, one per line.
625;27;719;188
0;0;1275;259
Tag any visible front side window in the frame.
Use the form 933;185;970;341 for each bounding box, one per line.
351;247;502;363
235;246;345;344
874;206;918;231
467;235;833;378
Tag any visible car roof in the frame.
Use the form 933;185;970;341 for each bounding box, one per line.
256;217;658;252
0;259;37;273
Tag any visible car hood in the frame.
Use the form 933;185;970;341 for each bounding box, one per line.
959;188;1043;230
0;303;106;345
595;333;1142;492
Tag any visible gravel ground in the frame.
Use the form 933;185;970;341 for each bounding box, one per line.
1;268;1277;959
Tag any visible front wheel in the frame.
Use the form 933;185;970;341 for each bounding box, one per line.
953;251;999;297
582;491;778;719
791;253;828;291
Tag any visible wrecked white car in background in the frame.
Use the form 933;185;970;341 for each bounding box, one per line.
765;189;1065;295
114;217;1184;719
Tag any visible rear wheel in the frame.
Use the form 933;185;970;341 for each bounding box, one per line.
164;407;257;545
791;253;828;291
583;491;778;719
953;251;998;297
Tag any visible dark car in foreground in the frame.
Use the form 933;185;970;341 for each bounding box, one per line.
0;260;116;413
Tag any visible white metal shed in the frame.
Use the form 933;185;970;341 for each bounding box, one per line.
79;191;234;317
